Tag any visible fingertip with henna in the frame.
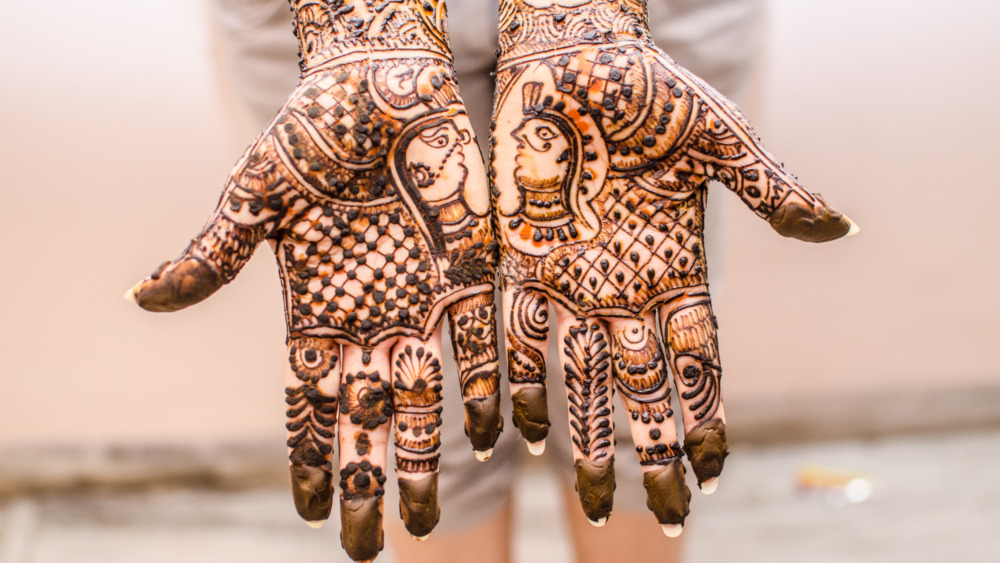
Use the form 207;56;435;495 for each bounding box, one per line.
129;257;225;312
767;197;854;243
683;418;729;487
398;474;440;539
642;458;691;528
290;464;334;523
463;394;504;453
340;496;384;562
511;387;551;444
574;458;615;523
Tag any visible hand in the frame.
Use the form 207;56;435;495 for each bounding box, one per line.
127;1;501;560
492;0;856;534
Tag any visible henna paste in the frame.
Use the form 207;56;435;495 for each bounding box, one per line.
768;194;852;242
574;458;616;522
683;417;729;486
511;387;550;444
290;464;334;521
642;458;691;526
133;257;224;312
462;393;504;452
340;496;384;561
398;474;441;538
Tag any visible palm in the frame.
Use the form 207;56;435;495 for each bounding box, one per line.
130;54;500;560
492;41;852;531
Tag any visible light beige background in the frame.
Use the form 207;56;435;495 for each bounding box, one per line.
0;0;998;448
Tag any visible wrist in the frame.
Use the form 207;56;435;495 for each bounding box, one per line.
290;0;452;72
498;0;650;61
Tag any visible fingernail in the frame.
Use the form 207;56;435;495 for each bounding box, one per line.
306;520;324;529
474;448;493;462
661;524;683;538
526;440;546;456
700;477;719;495
588;516;608;528
846;217;861;237
123;283;140;303
411;534;430;542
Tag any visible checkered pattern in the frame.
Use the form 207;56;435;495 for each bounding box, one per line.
546;184;706;310
282;201;439;337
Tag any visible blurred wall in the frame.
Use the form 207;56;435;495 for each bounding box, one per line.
0;0;997;448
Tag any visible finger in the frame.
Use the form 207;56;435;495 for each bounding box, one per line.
554;305;615;525
337;342;394;561
391;332;445;539
659;287;729;493
607;315;690;535
127;140;292;311
767;191;858;243
285;336;341;525
671;67;857;242
447;292;503;457
504;285;551;453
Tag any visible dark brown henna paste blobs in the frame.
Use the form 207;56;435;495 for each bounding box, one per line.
290;464;334;522
511;386;550;444
398;474;440;539
340;495;385;561
768;194;853;243
683;417;729;486
574;458;616;524
642;458;691;529
132;257;224;312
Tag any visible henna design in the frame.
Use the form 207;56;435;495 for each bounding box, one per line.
340;459;388;500
562;320;613;461
448;294;499;399
492;0;852;531
609;324;681;466
285;337;340;522
448;293;503;451
506;287;549;385
663;299;721;423
287;339;341;463
340;370;394;430
290;0;451;71
393;344;444;474
130;1;499;557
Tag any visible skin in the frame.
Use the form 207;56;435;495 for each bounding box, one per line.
127;1;501;560
492;0;857;535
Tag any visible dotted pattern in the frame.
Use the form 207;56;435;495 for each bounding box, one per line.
282;201;441;337
543;185;705;312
